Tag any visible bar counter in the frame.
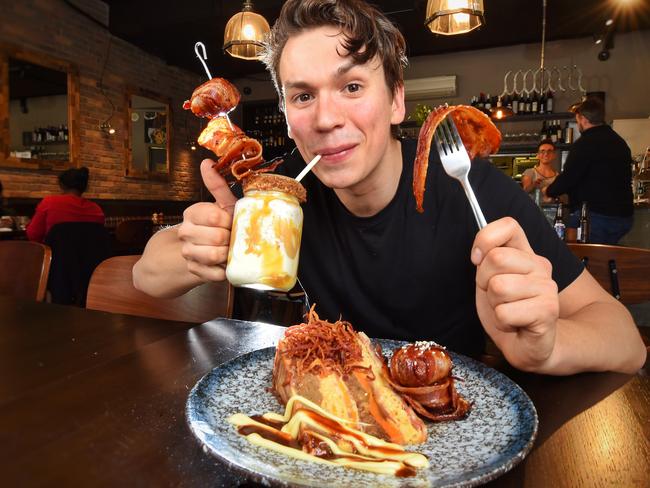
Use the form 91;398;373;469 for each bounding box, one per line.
1;296;648;487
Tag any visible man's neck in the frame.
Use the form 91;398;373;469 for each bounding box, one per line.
582;121;603;131
333;138;403;217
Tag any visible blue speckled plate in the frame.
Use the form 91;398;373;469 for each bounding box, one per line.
186;340;538;487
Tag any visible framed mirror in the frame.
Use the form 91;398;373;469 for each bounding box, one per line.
0;45;79;170
126;89;171;179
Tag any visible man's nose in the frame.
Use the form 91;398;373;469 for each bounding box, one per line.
314;94;344;131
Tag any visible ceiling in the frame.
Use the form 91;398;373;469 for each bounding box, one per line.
104;0;650;80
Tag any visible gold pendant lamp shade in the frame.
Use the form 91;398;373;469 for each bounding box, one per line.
223;0;270;60
425;0;485;36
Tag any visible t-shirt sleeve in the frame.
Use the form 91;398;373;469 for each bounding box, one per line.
471;159;583;291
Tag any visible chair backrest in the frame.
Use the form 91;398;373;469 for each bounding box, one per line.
114;219;153;254
86;255;233;323
567;243;650;305
44;222;111;306
0;241;52;301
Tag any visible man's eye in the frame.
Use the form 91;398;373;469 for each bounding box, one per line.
295;93;312;103
346;83;361;93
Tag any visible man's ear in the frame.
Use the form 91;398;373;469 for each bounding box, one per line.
390;83;406;125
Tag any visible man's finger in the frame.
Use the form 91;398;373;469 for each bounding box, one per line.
200;159;237;214
177;217;230;246
182;202;232;229
471;217;535;265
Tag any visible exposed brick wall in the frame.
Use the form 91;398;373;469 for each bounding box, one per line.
0;0;205;201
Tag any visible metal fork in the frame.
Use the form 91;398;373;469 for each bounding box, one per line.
435;117;487;229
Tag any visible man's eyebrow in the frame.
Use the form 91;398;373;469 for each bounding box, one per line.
284;61;359;91
284;80;312;91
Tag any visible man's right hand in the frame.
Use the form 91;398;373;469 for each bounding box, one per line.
176;159;237;282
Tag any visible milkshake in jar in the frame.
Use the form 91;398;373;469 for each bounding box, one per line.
226;173;306;292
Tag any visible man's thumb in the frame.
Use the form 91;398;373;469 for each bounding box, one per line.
200;159;237;213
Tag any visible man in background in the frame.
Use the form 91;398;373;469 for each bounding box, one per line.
546;97;634;244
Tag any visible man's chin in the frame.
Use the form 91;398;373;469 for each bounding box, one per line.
312;167;356;190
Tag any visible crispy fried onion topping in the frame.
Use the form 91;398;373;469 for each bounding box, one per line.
279;306;363;377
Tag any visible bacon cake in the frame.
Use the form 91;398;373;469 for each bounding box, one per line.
272;308;427;445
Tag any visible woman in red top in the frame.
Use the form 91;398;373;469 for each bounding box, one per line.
26;167;105;242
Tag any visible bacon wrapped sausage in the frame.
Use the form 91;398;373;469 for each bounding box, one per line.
388;342;471;422
413;105;501;212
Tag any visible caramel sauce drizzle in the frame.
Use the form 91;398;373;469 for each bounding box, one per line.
228;395;428;477
240;193;301;290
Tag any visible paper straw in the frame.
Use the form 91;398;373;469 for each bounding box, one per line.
295;155;321;182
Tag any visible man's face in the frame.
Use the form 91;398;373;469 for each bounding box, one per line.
537;144;556;164
279;26;405;190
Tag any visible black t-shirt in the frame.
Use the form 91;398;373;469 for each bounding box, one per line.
546;124;634;216
278;139;583;356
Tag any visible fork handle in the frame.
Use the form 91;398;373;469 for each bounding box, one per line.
460;176;487;229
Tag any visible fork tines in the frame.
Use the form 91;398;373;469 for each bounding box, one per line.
435;117;463;155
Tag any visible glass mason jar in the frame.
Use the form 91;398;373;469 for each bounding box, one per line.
226;173;306;292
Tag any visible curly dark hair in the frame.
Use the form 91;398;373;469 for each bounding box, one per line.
537;139;556;152
261;0;408;106
58;167;90;194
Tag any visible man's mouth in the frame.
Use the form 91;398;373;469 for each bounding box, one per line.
314;144;357;163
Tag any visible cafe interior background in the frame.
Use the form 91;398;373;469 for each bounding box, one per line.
1;0;649;246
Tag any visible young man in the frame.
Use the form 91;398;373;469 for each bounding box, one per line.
133;0;646;375
546;97;634;244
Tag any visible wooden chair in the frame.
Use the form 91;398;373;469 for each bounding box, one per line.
0;241;52;301
567;243;650;305
86;255;233;322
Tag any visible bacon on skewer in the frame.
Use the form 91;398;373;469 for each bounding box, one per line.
184;77;283;180
413;105;501;213
183;78;240;118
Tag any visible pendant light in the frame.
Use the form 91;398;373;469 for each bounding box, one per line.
223;1;270;60
425;0;485;36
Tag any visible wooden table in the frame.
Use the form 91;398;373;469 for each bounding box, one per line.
1;296;648;487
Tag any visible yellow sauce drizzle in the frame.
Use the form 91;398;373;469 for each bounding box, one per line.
228;395;428;477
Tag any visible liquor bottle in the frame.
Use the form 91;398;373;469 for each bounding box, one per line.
555;119;563;141
512;93;519;114
485;93;492;111
531;91;539;114
524;94;532;114
539;91;546;114
576;202;589;243
550;120;558;142
553;202;566;241
540;120;548;140
546;90;554;113
564;122;574;144
477;92;486;111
